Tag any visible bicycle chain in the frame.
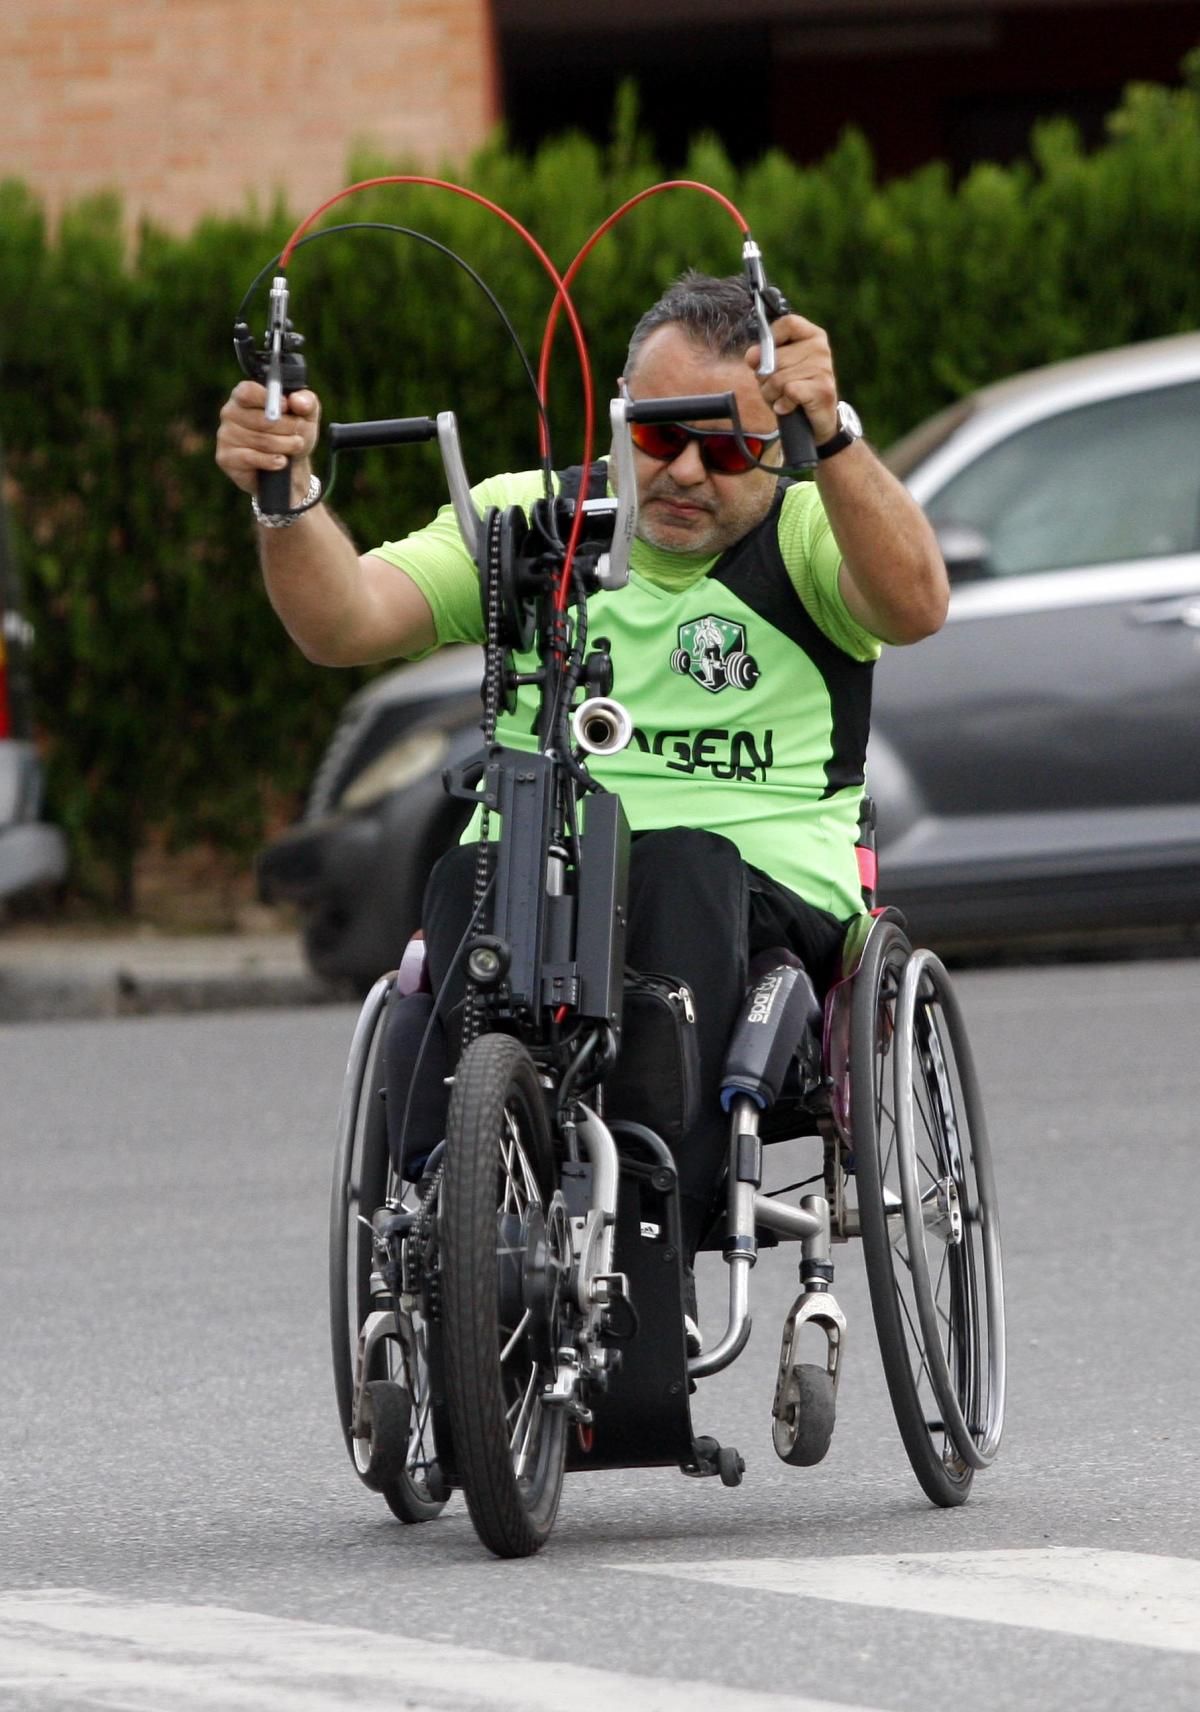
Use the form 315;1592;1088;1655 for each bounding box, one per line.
402;1161;445;1302
462;509;505;1050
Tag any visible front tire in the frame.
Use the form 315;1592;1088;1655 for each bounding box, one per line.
441;1033;569;1557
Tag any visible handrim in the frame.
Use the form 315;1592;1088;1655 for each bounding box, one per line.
893;948;1006;1468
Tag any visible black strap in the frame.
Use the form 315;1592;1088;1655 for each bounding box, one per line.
557;459;609;506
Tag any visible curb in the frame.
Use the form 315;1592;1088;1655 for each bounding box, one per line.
0;935;346;1023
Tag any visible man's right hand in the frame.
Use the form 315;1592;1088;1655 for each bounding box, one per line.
216;380;322;500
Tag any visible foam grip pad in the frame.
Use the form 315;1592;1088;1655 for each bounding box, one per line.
720;960;822;1111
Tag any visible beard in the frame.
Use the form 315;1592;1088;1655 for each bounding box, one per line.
635;478;722;553
635;472;778;556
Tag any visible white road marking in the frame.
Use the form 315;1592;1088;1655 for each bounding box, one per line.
618;1548;1200;1656
0;1588;884;1712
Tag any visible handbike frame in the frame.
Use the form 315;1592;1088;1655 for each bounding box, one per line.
337;409;1000;1502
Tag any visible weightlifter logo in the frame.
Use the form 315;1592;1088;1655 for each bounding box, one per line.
671;615;760;694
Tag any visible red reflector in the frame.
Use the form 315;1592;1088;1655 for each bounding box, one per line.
855;844;877;892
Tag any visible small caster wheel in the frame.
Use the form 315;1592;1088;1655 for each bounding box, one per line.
358;1379;412;1492
773;1363;836;1467
717;1446;745;1487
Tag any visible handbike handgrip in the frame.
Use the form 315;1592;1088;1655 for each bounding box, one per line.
327;416;439;452
624;393;734;425
257;462;294;514
778;408;817;470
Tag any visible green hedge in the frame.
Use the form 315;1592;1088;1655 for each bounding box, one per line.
2;63;1199;908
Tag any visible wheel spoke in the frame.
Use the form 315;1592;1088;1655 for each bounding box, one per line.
508;1366;539;1457
896;1282;935;1398
500;1308;532;1365
513;1387;542;1481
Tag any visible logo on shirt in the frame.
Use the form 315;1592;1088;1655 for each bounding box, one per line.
629;725;775;784
671;615;760;694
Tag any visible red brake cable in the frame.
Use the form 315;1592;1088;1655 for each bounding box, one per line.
537;180;749;611
276;175;595;611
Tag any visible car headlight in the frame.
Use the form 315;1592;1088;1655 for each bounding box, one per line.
338;729;450;811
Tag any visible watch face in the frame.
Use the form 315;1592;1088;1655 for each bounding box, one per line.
838;400;863;439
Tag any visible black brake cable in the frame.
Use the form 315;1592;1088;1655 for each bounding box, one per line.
393;874;498;1177
237;221;555;499
766;1171;824;1198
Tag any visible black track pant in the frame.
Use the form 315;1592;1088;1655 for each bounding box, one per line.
422;828;848;1257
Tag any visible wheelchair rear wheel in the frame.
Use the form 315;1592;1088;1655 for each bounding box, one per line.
894;948;1005;1470
329;979;448;1523
441;1032;570;1558
851;921;1005;1506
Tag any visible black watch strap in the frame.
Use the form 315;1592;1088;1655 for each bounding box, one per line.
815;427;855;460
815;401;862;461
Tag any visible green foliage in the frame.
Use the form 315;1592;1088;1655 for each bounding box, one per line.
2;61;1199;908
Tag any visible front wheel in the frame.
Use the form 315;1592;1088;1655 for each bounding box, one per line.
441;1033;569;1557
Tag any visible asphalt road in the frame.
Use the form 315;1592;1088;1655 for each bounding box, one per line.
2;958;1199;1711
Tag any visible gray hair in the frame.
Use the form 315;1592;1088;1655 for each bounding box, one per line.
624;270;758;377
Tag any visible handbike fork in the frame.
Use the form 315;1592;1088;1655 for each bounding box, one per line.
543;1102;626;1413
570;1103;625;1325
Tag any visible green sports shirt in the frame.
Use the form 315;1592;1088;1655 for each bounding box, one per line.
373;467;883;921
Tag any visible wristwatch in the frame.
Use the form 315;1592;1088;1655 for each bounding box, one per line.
815;401;863;461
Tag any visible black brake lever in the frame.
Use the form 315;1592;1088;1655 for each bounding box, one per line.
742;238;817;472
233;273;308;515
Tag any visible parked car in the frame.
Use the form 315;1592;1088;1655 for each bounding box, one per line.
259;651;481;985
260;332;1200;986
0;447;67;912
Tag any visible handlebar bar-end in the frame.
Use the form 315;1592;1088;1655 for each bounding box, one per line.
623;392;735;426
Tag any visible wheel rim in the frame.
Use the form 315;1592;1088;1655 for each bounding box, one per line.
442;1033;569;1554
894;949;1006;1469
863;937;972;1487
351;1169;443;1504
495;1110;565;1494
330;980;446;1511
331;978;392;1450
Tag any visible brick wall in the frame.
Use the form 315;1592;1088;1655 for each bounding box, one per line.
1;0;499;230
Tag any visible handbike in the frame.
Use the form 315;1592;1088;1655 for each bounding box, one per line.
321;391;1006;1558
226;174;1012;1554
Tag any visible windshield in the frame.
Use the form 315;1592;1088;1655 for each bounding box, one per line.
884;397;977;480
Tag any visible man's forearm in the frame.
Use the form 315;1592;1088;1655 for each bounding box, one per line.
257;500;370;666
819;443;949;645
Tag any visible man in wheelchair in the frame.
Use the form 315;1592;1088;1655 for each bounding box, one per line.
217;271;948;1265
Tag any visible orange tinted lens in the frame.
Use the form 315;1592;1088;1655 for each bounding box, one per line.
629;419;759;472
700;433;760;474
629;421;691;461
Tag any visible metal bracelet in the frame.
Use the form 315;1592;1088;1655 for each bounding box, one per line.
251;472;322;528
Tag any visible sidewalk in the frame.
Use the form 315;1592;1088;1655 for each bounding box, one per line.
0;929;343;1023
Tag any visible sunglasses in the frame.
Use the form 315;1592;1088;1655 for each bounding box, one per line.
628;417;780;475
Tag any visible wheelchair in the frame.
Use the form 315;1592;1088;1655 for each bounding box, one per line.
330;881;1006;1556
316;346;1004;1557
